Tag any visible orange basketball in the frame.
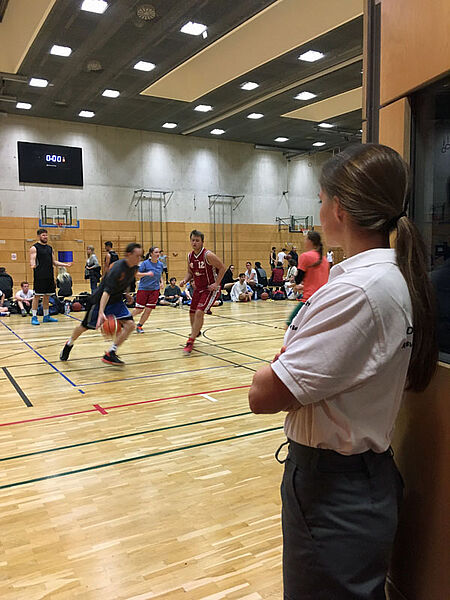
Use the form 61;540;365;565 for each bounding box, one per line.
261;292;269;300
71;301;82;311
101;315;118;338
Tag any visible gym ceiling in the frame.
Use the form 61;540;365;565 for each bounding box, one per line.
0;0;363;153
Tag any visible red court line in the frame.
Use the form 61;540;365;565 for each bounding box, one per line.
0;384;251;428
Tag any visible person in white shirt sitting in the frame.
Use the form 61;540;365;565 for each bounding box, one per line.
244;261;258;291
15;281;35;316
231;273;253;302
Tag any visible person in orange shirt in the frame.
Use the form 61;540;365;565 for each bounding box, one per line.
287;231;329;325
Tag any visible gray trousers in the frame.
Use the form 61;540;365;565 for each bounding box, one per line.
280;440;403;600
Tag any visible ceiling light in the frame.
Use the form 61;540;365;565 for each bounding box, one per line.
79;110;95;118
210;129;225;135
247;113;263;119
133;60;155;72
298;50;324;62
81;0;108;14
240;81;259;91
274;137;289;142
295;91;316;101
318;122;334;128
162;122;177;129
16;102;32;110
194;104;213;112
50;45;72;57
312;141;326;147
180;21;207;36
29;78;48;88
102;89;120;98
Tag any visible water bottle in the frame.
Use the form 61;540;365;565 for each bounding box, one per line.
64;301;70;315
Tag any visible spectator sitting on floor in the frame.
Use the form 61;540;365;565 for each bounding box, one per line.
160;277;182;307
0;290;10;316
269;262;285;288
0;267;13;300
255;262;268;287
15;281;35;316
245;261;258;291
56;267;73;297
221;265;237;295
231;273;253;302
286;258;298;281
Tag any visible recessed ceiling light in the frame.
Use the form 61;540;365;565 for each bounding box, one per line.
318;122;333;128
247;113;264;119
274;137;289;142
240;81;259;91
81;0;108;14
180;21;207;36
133;60;156;72
79;110;95;118
16;102;32;110
312;141;326;147
210;129;225;135
194;104;213;112
29;77;48;88
295;91;316;101
102;89;120;98
298;50;324;62
50;45;72;57
162;122;177;129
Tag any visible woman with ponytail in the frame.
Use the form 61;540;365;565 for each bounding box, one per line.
249;144;437;600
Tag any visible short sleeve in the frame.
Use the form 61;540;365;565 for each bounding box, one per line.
298;252;313;271
271;284;383;405
138;261;147;273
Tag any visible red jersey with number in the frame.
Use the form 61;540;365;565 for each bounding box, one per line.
189;247;217;291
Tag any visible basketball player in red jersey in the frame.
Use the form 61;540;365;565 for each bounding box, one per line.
180;229;225;354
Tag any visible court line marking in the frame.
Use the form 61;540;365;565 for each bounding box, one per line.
0;384;251;428
0;426;284;490
0;320;85;394
2;367;33;407
0;411;253;462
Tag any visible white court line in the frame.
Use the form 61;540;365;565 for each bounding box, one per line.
202;394;218;402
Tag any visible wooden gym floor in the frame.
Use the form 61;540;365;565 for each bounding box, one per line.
0;300;292;600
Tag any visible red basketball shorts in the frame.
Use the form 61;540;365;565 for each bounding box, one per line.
190;288;220;314
135;289;159;309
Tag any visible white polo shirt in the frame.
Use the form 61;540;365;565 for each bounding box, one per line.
271;248;413;454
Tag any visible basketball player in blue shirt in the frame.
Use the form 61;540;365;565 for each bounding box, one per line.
132;246;164;333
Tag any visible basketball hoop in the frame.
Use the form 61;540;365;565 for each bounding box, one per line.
57;222;64;228
302;229;310;237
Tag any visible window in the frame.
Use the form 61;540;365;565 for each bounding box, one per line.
412;76;450;362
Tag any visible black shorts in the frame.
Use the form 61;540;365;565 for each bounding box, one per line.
34;278;56;295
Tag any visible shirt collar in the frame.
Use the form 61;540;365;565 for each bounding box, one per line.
329;248;397;281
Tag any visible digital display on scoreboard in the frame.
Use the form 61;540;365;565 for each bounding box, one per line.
17;141;83;186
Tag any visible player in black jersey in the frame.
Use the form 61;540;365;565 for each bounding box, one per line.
29;229;72;326
60;243;142;365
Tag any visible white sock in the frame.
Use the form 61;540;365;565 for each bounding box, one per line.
43;309;49;317
67;337;74;346
32;309;37;317
109;343;118;353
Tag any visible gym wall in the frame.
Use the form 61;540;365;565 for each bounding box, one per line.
0;114;334;288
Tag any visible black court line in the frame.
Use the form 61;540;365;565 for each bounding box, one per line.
0;425;284;490
2;367;33;407
200;307;288;330
0;411;253;463
192;346;259;373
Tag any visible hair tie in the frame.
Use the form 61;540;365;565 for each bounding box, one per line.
387;211;407;230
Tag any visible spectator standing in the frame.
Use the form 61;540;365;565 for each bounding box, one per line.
288;246;298;265
270;247;277;270
327;249;334;268
85;246;101;293
104;241;119;275
277;248;287;267
159;249;169;284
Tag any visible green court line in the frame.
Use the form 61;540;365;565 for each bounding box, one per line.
0;411;253;463
0;426;284;490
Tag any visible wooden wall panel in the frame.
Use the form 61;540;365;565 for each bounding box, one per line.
378;98;411;160
380;0;450;105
